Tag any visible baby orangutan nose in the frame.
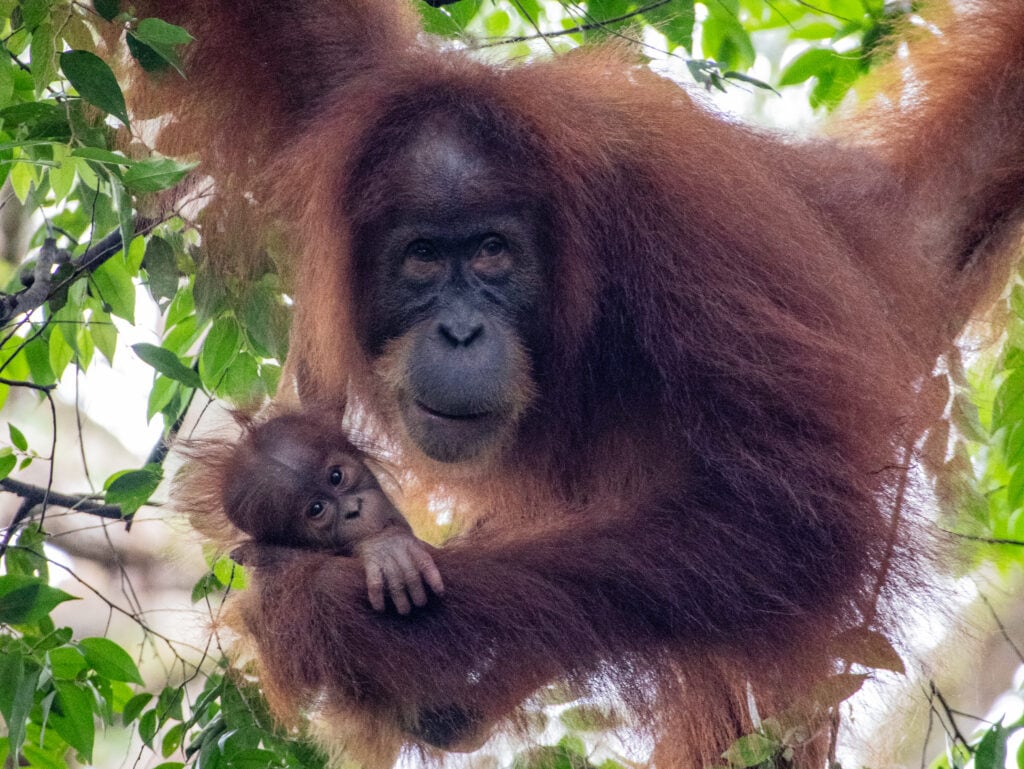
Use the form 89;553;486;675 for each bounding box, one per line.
344;498;362;520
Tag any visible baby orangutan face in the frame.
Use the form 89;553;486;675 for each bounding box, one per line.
268;436;403;552
223;414;443;614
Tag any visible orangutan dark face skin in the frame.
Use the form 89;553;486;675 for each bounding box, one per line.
223;415;443;614
353;126;548;463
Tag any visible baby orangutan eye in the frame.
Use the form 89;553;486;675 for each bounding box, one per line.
308;501;327;519
329;466;344;486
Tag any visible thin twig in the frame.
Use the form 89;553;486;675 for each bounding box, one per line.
476;0;670;47
0;376;55;392
920;689;935;769
863;441;914;629
941;529;1024;547
791;0;851;22
931;682;973;751
509;0;557;54
979;592;1024;665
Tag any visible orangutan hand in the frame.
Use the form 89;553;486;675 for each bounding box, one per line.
354;529;444;614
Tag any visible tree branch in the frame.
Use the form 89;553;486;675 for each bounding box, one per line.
0;218;157;326
0;477;127;520
0;477;127;558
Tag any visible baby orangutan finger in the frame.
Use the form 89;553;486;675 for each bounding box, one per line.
392;546;428;608
364;558;387;612
385;557;413;615
410;543;444;596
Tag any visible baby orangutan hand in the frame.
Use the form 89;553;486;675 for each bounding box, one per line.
355;528;444;614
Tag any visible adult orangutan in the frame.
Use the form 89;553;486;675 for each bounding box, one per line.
133;0;1024;766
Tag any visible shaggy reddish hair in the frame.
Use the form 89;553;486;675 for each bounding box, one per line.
131;0;1024;766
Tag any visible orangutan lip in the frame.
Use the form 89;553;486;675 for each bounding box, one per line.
415;401;491;422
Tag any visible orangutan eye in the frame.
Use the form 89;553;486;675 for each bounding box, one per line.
308;501;326;519
480;235;507;257
329;466;344;486
407;240;437;260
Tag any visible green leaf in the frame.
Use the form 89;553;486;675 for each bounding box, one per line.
0;453;16;481
240;281;289;359
162;722;185;757
1007;463;1024;512
994;368;1024;430
139;707;158;747
157;685;185;722
79;637;145;684
125;33;167;73
122;692;154;725
144;236;180;301
779;48;839;87
147;375;180;422
135;17;194;46
190;571;226;603
483;9;509;36
104;465;163;516
0;59;14;110
48;324;73;380
200;316;241;386
228;749;279;769
1011;284;1024;319
132;342;202;390
162;314;201;356
165;284;196;328
60;51;129;126
20;0;50;28
94;0;119;21
89;307;117;364
51;681;96;761
23;334;56;386
48;146;76;202
123;157;196;193
47;646;87;679
0;653;38;763
216;351;264;406
91;255;136;323
974;721;1010;769
0;574;77;624
8;423;27;451
212;557;246;591
419;0;483;36
5;526;47;580
127;18;194;75
8;158;36;202
721;733;778;768
30;22;58;96
645;0;695;52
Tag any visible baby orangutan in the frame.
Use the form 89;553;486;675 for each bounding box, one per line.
222;412;444;614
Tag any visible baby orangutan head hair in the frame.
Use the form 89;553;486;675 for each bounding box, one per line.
223;413;380;549
177;410;401;554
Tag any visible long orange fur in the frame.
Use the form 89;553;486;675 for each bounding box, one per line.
141;1;1024;766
